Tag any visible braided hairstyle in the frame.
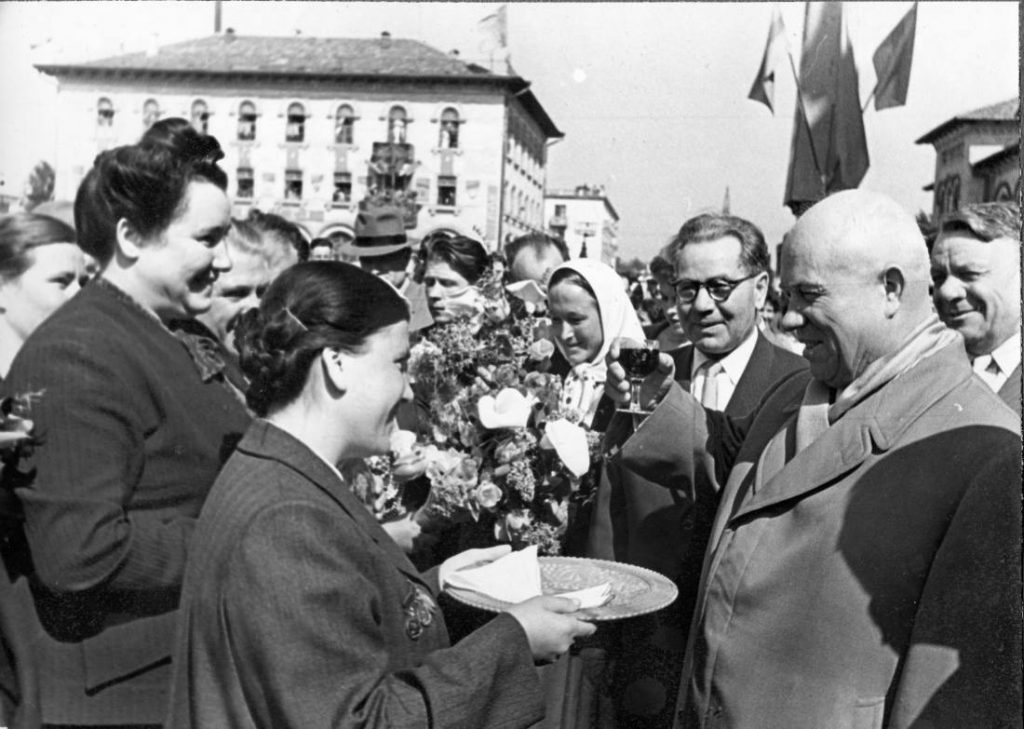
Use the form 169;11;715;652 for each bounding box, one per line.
235;261;410;416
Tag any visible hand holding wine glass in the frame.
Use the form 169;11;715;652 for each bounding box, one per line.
609;337;673;414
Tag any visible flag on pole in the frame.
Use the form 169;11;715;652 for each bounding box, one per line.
748;9;788;113
479;5;508;51
872;2;917;110
784;2;869;211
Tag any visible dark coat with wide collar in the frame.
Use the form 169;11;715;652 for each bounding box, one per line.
1;279;251;725
167;420;543;729
616;339;1021;729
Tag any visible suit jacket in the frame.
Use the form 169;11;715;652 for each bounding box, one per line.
616;339;1021;729
587;331;808;579
167;420;543;729
1;279;251;724
997;361;1022;415
669;331;809;417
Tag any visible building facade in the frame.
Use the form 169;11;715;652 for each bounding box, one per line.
544;185;619;265
916;98;1020;219
37;32;561;250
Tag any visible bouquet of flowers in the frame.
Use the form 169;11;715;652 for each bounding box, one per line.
403;270;603;555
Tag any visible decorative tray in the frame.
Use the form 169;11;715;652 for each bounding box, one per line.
444;556;678;621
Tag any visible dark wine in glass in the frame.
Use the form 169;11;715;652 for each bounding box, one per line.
616;338;660;414
619;348;660;379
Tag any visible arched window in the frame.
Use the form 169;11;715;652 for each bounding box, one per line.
387;105;407;143
238;101;257;141
286;102;306;143
439;107;460;149
97;97;114;127
142;99;161;129
335;104;355;144
191;99;209;134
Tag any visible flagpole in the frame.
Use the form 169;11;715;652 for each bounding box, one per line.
785;48;826;194
861;83;878;114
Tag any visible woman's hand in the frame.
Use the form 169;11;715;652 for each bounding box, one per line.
505;596;597;663
604;338;676;409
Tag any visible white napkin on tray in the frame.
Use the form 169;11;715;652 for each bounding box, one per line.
443;545;612;609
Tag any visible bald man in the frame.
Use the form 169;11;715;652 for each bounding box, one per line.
603;190;1021;729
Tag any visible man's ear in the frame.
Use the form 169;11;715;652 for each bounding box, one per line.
114;218;144;262
881;266;905;317
321;348;348;393
752;271;770;309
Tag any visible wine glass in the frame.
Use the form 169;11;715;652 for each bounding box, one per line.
615;338;660;414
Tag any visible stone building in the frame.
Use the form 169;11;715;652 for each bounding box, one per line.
916;97;1020;219
36;31;562;249
544;185;619;265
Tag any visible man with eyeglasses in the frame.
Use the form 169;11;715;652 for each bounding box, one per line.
586;213;806;729
665;213;807;415
602;191;1020;729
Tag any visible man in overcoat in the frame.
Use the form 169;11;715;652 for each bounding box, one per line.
604;190;1021;729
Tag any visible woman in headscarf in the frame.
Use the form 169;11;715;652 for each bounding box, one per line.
546;258;646;430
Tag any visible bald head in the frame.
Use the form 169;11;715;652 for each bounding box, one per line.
779;190;934;389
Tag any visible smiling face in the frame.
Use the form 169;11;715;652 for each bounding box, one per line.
779;236;887;390
548;280;603;365
674;236;767;356
930;232;1021;357
337;320;413;458
424;258;472;324
133;180;232;320
198;246;270;349
0;242;86;343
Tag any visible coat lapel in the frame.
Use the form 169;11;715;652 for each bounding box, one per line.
237;421;431;588
730;342;975;523
726;331;774;415
671;344;695;392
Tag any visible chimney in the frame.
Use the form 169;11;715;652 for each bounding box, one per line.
380;31;391;48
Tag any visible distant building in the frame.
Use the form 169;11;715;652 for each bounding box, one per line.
36;31;562;249
544;185;619;264
916;98;1020;219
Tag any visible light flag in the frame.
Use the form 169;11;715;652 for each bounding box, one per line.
479;5;508;51
872;2;917;111
748;8;788;114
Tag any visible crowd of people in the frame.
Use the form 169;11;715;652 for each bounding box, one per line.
0;118;1019;729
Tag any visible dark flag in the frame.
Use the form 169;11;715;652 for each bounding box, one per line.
784;2;869;212
872;2;917;110
748;9;788;113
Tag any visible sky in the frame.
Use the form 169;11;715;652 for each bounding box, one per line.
0;1;1019;263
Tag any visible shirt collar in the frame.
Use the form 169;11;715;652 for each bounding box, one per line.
989;330;1021;376
692;327;759;385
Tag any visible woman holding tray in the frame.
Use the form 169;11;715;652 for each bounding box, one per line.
167;261;595;729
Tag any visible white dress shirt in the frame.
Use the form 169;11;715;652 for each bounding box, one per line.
690;328;759;411
973;331;1021;394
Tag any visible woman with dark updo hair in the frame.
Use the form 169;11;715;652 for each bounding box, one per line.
167;261;594;729
0;136;250;726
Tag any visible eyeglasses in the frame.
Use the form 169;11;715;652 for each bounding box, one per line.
670;273;760;304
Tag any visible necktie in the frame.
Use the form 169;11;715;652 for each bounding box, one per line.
698;361;724;409
972;354;1001;390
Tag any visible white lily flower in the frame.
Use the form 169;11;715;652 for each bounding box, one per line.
477;388;532;430
542;418;590;477
389;429;417;456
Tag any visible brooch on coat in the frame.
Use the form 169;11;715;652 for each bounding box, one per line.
402;581;436;640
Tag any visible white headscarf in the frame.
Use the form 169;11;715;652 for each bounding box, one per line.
548;258;646;424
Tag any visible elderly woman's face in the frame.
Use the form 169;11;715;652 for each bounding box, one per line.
136;180;232;320
0;242;86;342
